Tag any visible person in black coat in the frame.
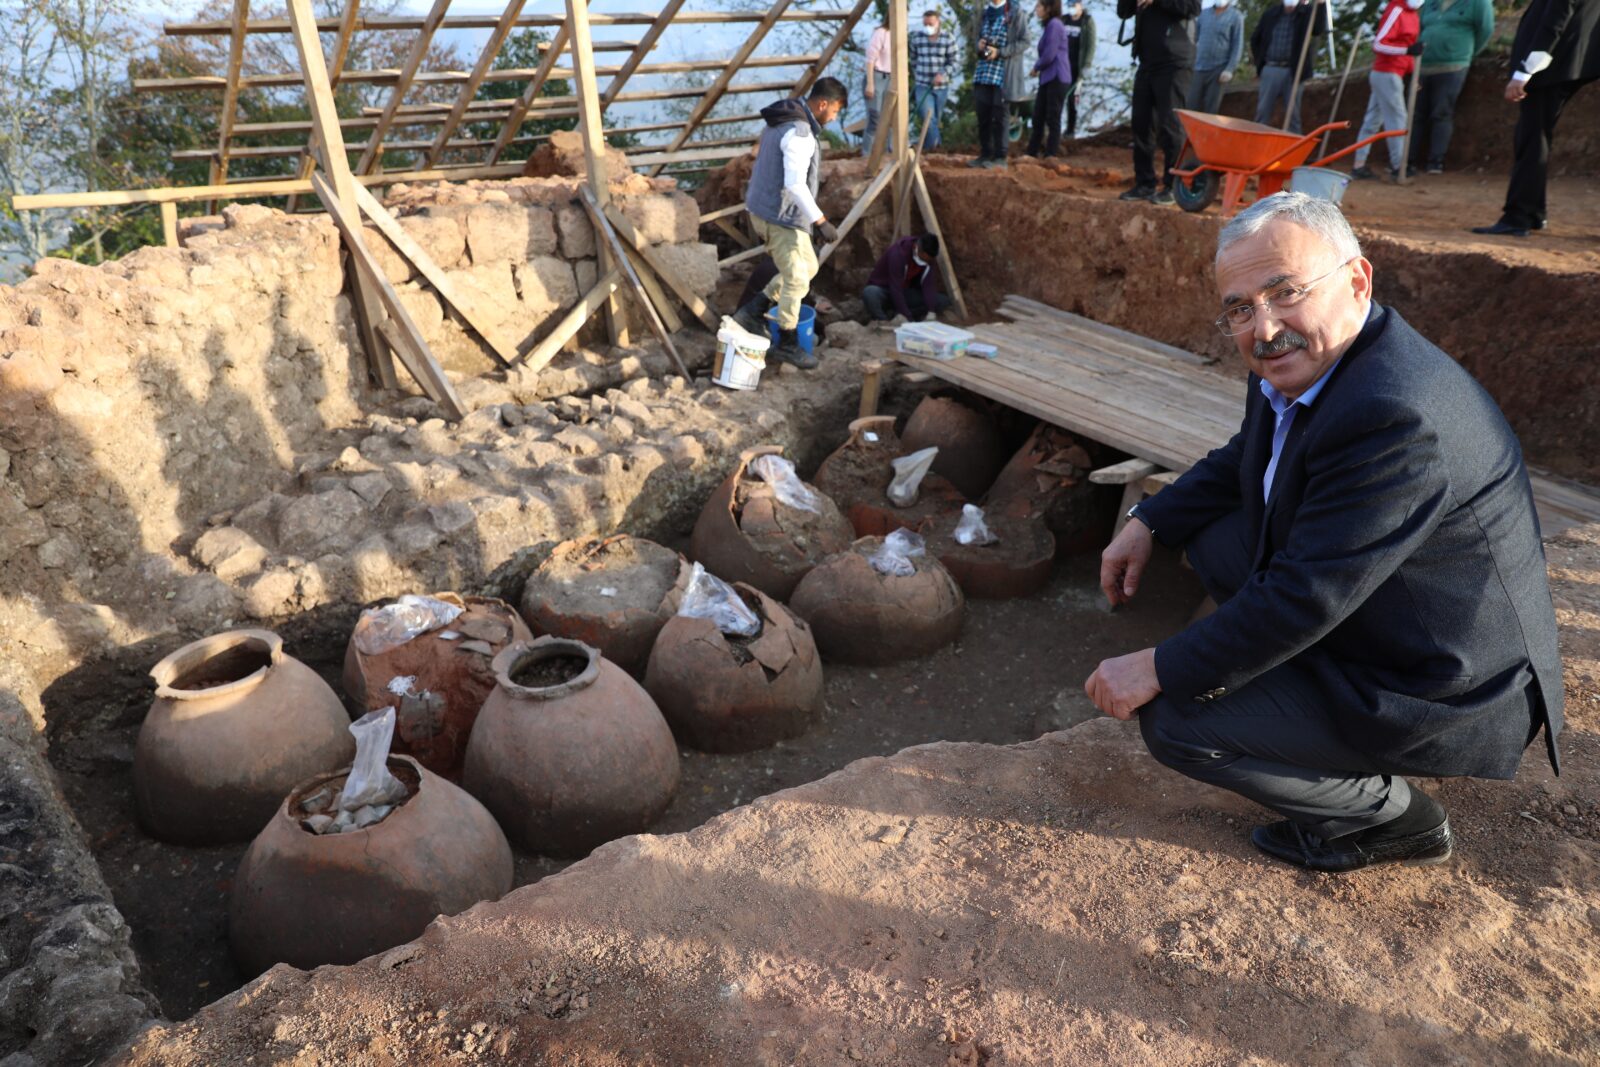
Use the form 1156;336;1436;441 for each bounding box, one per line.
1471;0;1600;236
1086;191;1563;873
1250;0;1327;132
1116;0;1202;203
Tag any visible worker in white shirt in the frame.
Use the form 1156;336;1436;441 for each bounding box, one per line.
733;79;849;369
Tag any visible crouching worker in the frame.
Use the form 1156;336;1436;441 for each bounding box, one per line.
1084;191;1563;873
731;77;849;370
863;233;952;322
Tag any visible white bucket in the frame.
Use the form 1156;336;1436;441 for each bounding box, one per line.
713;326;769;391
1289;166;1351;206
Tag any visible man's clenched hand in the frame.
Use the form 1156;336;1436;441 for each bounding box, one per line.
1100;515;1154;607
1084;647;1161;720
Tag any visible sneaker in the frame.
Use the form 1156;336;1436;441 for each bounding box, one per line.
731;297;770;335
1118;185;1155;201
768;329;818;370
1150;187;1175;205
1350;165;1376;180
985;157;1009;170
1425;163;1444;175
967;156;990;169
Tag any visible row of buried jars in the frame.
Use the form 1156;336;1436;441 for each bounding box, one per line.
132;395;1095;978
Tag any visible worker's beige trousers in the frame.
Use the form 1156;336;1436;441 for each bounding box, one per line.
752;216;818;331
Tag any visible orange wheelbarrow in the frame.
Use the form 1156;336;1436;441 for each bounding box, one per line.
1168;110;1408;216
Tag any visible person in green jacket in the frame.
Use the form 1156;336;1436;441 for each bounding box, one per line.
1410;0;1495;172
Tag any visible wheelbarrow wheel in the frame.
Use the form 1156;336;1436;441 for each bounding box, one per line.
1173;167;1219;213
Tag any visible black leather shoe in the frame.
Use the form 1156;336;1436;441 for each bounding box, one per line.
1151;187;1175;205
731;297;771;335
1471;220;1530;237
769;328;818;370
1251;817;1453;873
1119;185;1155;201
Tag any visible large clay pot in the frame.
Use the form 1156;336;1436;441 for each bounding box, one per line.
689;445;855;601
921;510;1057;600
520;536;692;677
788;537;965;665
228;755;513;975
134;630;355;846
900;394;1010;500
645;582;824;753
342;592;533;781
983;423;1111;555
813;416;967;538
462;638;680;857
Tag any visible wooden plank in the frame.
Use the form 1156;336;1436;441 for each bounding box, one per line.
712;216;754;249
286;0;363;214
718;245;766;269
206;0;252;212
423;0;529;169
488;18;570;165
859;359;886;418
314;172;465;418
817;157;899;266
647;0;795;178
624;143;756;168
619;240;683;334
1089;458;1160;485
604;202;721;331
1001;294;1214;367
521;269;623;373
699;203;746;224
581;188;690;378
567;0;627;349
894;115;932;240
888;0;909;225
355;0;453;175
909;161;967;321
350;181;517;368
791;0;876;99
165;11;856;36
160;202;178;247
603;0;687;107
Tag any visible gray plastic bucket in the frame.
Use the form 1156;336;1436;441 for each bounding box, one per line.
1289;166;1351;205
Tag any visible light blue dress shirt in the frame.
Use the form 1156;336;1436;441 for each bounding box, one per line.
1259;359;1342;502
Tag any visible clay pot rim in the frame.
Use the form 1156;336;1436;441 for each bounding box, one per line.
150;628;282;701
491;637;601;701
282;754;425;840
847;415;896;446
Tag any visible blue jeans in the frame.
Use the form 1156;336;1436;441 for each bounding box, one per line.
912;84;948;149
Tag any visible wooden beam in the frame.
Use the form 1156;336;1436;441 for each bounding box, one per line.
206;0;252;213
858;360;887;419
314;172;466;419
604;202;721;331
894;114;932;240
355;0;452;175
567;0;628;349
816;157;899;266
792;0;876;99
520;268;622;373
699;203;746;224
165;10;855;36
712;216;754;249
581;188;690;377
601;0;688;107
351;181;517;369
624;143;756;168
287;0;363;214
910;161;968;321
160;202;178;247
423;0;528;169
488;18;570;165
648;0;795;178
620;241;683;334
718;245;767;269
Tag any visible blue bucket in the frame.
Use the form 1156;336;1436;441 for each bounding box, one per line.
766;303;817;356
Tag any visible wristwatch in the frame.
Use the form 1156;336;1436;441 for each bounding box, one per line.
1126;503;1154;536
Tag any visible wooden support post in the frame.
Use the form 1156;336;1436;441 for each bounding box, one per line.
567;0;628;348
604;203;722;331
581;188;691;378
206;0;252;215
160;202;179;248
888;0;910;229
1091;458;1162;536
286;0;362;214
423;0;529;169
618;242;684;334
909;162;968;321
858;359;886;418
521;269;623;373
712;216;756;249
355;0;453;175
817;157;899;266
894;118;932;240
286;0;396;390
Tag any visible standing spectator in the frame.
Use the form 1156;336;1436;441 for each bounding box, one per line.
1187;0;1245;114
1117;0;1202;204
1026;0;1073;157
910;8;961;149
1410;0;1494;173
861;22;893;153
1251;0;1327;133
968;0;1033;168
863;234;953;321
1351;0;1424;180
1471;0;1599;236
1005;0;1039;141
1063;0;1098;137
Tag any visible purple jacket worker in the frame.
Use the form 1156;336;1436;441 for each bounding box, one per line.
863;234;952;322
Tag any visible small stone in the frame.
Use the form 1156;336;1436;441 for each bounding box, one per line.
667;435;705;465
621;377;652;398
614;398;653;425
242;568;299;619
333;446;365;471
429;501;476;535
193;527;269;582
1563;803;1580;817
303;814;334;834
350;472;393;508
554;425;602;456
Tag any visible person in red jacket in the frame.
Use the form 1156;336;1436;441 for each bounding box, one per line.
862;234;952;321
1351;0;1425;179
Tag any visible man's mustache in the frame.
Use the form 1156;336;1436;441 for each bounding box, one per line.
1254;330;1310;360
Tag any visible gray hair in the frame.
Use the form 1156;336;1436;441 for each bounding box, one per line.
1216;192;1362;264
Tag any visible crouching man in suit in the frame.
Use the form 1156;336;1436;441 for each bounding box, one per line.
1084;191;1563;873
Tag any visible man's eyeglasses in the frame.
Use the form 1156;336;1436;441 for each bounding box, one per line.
1213;258;1354;337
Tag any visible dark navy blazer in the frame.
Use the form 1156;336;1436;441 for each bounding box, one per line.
1139;305;1563;779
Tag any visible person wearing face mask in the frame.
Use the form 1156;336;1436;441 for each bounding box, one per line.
1408;0;1494;174
1187;0;1245;115
968;0;1032;168
1062;0;1097;138
909;9;960;150
1116;0;1202;203
1250;0;1327;132
1350;0;1424;181
862;233;952;322
1026;0;1073;157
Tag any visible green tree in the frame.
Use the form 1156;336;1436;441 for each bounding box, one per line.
464;27;579;164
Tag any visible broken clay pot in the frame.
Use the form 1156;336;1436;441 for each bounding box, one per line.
788;537;966;665
645;582;824;753
689;445;855;601
134;629;355;846
341;592;533;781
983;423;1111;555
900;394;1010;500
921;510;1057;600
228;755;513;975
520;536;692;678
813;416;967;538
462;637;680;858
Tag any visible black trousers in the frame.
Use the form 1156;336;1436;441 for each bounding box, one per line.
862;285;952;321
974;82;1009;160
1065;79;1080;137
1027;78;1068;157
1500;77;1594;229
1131;61;1191;190
1407;68;1469;169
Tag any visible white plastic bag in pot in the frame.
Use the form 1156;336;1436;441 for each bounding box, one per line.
954;504;999;546
677;562;762;637
869;528;927;577
352;594;464;656
748;454;819;513
887;447;939;508
338;707;409;812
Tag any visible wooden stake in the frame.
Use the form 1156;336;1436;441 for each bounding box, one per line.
817;157;899;266
858;359;886;418
206;0;252;214
888;0;910;223
581;188;690;378
910;161;968;320
865;88;897;172
522;268;623;373
894;117;932;240
567;0;629;348
160;201;179;247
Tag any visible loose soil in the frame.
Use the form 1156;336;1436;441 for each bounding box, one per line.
511;654;592;689
524;537;683;619
166;645;273;691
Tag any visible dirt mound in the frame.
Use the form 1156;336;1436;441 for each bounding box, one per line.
117;525;1600;1066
